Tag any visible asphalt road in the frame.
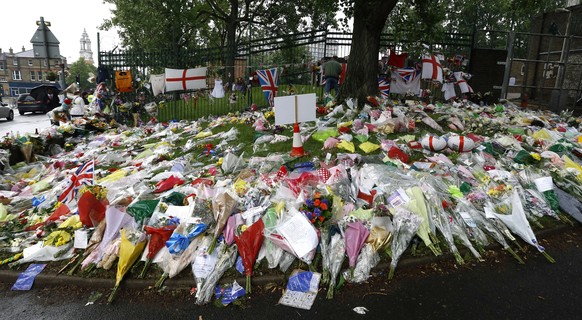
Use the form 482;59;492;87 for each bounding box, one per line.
0;111;51;136
0;227;581;320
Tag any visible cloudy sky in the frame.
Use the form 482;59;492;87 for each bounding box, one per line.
1;0;119;62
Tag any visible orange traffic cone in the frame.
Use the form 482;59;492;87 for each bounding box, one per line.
290;123;307;157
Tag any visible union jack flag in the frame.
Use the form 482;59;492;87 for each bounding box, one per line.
378;77;390;98
395;68;420;83
58;160;95;203
256;68;279;107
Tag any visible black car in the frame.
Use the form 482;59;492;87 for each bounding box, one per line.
16;93;50;115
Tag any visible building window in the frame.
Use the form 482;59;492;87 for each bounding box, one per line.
30;71;36;81
0;61;4;70
37;71;43;81
10;88;19;96
12;70;21;80
54;60;60;65
28;59;33;66
12;58;18;66
43;59;47;67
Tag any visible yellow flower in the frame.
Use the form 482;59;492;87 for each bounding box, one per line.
530;152;541;161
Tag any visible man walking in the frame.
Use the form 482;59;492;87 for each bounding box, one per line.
324;56;342;97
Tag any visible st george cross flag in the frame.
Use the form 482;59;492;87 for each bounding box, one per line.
165;67;207;92
378;77;390;98
442;82;457;101
389;68;421;95
257;68;279;107
454;71;473;94
421;54;443;83
58;160;95;203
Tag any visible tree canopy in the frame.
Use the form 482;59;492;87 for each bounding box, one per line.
66;58;97;92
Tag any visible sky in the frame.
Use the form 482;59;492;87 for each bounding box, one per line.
1;0;119;62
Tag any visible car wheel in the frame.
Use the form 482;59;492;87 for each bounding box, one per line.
7;110;13;121
18;110;25;115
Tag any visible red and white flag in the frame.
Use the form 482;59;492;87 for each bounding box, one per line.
58;160;95;203
454;71;473;94
421;54;443;83
165;67;207;92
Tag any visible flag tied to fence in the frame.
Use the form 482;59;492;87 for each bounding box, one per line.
256;68;279;107
165;67;207;92
389;68;421;95
421;54;443;83
58;160;95;203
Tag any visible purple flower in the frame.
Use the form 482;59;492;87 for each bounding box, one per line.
305;199;314;207
314;208;321;216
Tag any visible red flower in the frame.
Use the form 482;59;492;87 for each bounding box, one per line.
314;199;321;207
314;191;322;199
320;202;328;211
318;216;325;223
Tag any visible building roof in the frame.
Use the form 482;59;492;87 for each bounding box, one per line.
15;49;36;58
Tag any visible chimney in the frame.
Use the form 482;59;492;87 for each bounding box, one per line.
0;48;2;54
21;46;25;52
9;48;13;54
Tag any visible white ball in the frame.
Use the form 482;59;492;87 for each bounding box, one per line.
447;135;475;152
420;135;447;152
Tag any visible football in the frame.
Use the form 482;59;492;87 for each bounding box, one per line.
447;135;475;152
420;135;447;152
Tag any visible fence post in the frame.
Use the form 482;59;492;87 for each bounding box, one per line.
500;30;515;100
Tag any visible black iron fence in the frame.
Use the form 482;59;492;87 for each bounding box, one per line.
98;30;475;122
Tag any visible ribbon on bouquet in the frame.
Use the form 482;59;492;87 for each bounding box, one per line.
165;223;208;254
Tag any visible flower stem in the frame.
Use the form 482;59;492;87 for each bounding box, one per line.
246;275;251;294
512;240;525;252
453;251;465;265
541;251;555;263
388;265;396;280
207;237;217;254
107;284;120;304
558;213;574;226
138;259;152;279
505;247;525;264
428;244;441;256
155;272;169;289
326;283;334;299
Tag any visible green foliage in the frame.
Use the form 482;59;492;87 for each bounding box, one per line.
66;58;97;91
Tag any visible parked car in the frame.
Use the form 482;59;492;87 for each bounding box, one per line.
16;93;50;115
0;100;14;121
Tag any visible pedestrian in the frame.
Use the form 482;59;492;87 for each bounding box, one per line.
132;92;145;127
324;55;343;97
70;90;86;117
48;98;72;126
43;88;60;111
82;91;90;105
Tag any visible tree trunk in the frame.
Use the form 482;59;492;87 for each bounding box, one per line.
225;0;239;87
343;0;397;105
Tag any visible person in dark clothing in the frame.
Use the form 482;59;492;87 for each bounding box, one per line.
43;88;60;111
324;55;343;97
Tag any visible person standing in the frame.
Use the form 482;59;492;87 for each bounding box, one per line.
43;88;60;111
324;55;343;97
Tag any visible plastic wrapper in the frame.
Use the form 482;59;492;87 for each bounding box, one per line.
77;191;108;227
196;242;237;305
405;186;440;255
108;228;146;303
457;199;524;264
342;243;380;283
325;231;345;299
344;221;370;270
97;238;120;270
253;134;274;153
235;218;265;293
484;189;554;262
221;152;246;174
264;207;318;264
389;208;421;280
555;187;582;224
127;200;160;225
191;235;218;299
207;191;236;253
155;232;203;288
138;224;177;278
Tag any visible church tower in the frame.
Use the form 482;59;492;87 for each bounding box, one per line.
79;29;94;64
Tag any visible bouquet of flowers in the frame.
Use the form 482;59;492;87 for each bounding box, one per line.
299;191;332;227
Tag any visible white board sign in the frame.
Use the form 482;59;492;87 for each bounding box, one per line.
274;93;317;125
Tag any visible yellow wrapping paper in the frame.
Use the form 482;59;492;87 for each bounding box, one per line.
337;140;355;153
564;155;582;182
359;141;380;154
366;226;393;252
98;169;128;184
58;215;82;230
44;230;72;247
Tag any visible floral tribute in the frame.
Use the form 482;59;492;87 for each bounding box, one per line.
300;192;332;226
